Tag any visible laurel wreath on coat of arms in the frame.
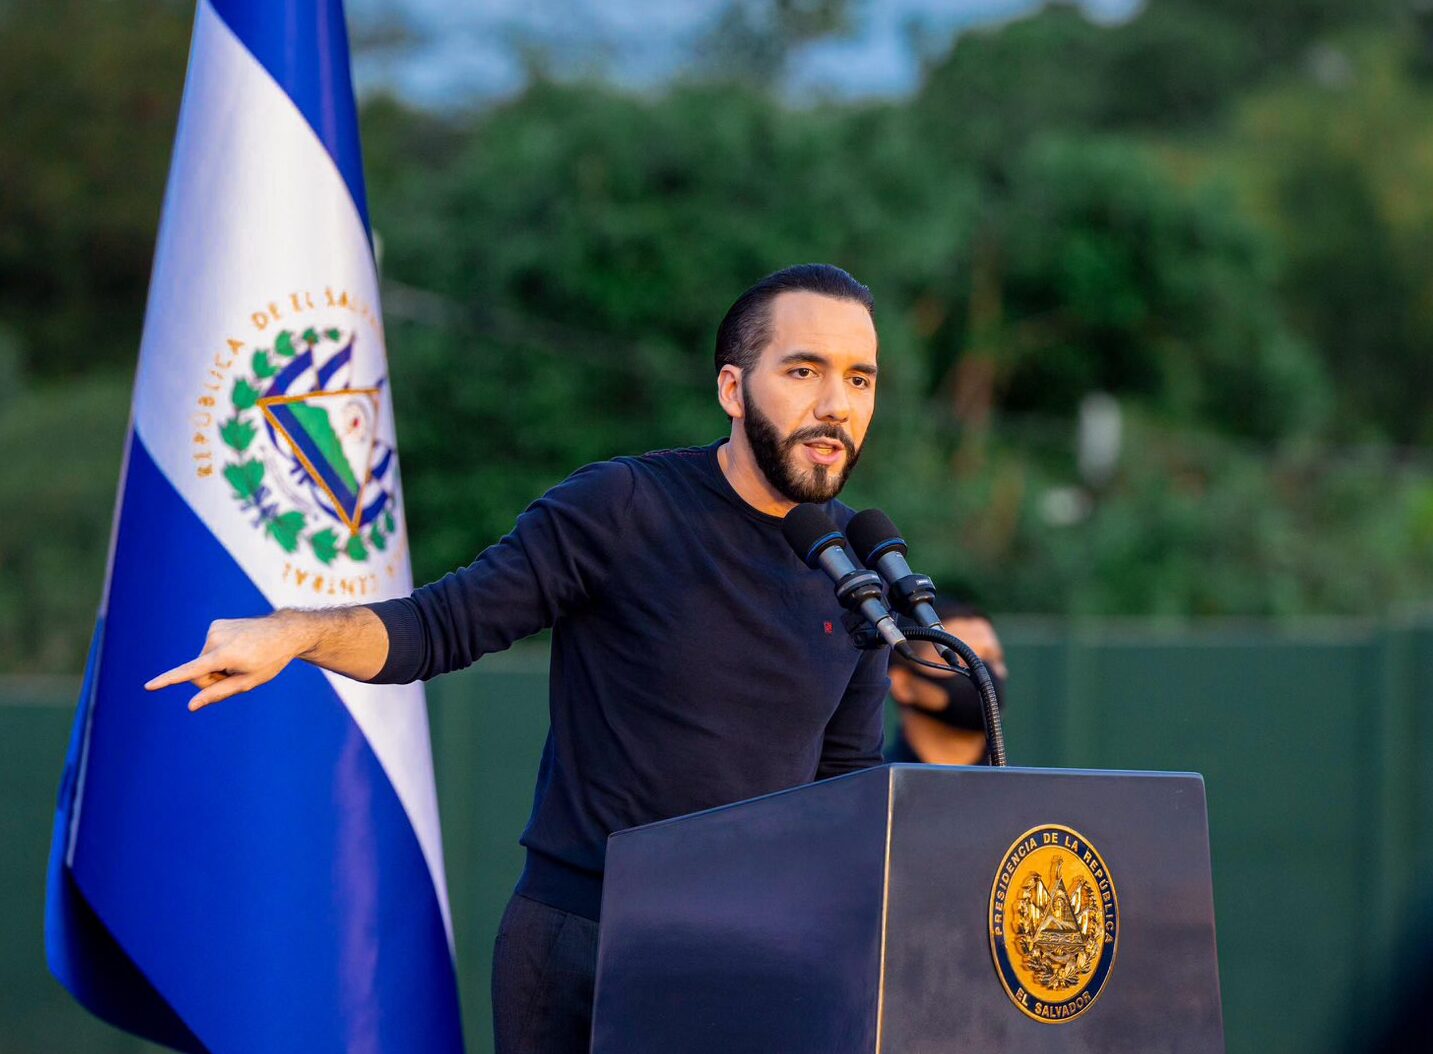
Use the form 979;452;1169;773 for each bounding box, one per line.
218;325;398;565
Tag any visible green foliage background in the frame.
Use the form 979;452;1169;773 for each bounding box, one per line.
3;0;1433;672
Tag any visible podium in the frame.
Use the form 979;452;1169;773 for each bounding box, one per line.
591;764;1223;1053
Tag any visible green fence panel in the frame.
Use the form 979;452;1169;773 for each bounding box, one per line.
427;648;551;1054
1073;627;1372;1054
3;621;1430;1053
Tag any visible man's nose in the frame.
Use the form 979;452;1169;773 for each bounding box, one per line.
814;376;851;423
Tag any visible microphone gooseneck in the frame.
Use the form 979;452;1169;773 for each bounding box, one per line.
848;508;1008;767
781;504;912;658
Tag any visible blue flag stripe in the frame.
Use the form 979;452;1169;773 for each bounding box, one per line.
207;0;372;235
67;433;461;1052
46;621;210;1052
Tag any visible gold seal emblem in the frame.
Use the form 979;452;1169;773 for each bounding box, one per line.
989;824;1118;1023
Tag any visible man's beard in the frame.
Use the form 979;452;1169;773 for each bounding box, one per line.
742;381;862;504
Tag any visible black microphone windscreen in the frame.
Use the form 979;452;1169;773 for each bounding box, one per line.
781;504;844;569
847;508;907;568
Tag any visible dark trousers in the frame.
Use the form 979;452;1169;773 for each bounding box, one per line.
492;893;600;1054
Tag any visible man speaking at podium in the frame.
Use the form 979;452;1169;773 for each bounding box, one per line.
146;263;890;1054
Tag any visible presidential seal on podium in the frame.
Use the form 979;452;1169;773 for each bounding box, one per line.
989;823;1119;1023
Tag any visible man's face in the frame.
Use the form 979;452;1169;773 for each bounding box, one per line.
890;616;1008;711
734;291;879;503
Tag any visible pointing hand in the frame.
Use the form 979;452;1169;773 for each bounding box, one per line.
144;615;306;711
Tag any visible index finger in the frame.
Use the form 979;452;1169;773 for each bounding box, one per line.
145;653;225;691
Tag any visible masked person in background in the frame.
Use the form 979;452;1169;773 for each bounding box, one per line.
885;599;1006;765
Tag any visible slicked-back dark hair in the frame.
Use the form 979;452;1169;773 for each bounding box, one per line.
714;263;875;376
934;597;992;625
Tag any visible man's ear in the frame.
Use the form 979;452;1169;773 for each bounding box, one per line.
716;365;744;419
888;665;914;704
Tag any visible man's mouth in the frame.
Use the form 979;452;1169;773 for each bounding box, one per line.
801;440;845;467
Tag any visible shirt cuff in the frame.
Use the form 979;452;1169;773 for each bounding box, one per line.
363;597;425;684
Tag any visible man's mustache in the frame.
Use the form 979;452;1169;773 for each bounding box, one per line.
784;424;857;459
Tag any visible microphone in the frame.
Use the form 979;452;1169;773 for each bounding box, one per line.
780;504;911;656
845;509;941;629
847;507;1008;766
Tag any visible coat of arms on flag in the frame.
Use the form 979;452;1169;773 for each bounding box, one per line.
217;319;399;568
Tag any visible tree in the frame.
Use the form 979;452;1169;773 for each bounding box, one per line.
363;79;973;581
0;0;188;379
949;135;1329;443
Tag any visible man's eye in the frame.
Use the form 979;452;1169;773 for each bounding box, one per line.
850;376;871;389
790;367;815;379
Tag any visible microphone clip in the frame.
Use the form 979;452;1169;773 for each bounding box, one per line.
840;609;889;650
833;568;886;611
888;572;937;619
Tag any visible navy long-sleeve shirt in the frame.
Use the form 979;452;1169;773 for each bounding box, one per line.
365;439;889;919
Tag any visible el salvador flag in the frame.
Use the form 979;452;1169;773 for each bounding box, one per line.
44;2;464;1051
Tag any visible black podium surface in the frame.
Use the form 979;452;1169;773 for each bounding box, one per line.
591;764;1223;1053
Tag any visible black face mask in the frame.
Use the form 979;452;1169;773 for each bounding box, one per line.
900;666;1005;733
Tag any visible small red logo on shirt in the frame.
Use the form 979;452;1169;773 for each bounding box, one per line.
824;621;834;635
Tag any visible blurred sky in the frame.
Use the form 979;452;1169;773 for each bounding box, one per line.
349;0;1142;107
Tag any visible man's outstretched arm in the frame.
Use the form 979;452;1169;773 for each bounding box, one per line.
147;457;639;712
144;606;389;712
